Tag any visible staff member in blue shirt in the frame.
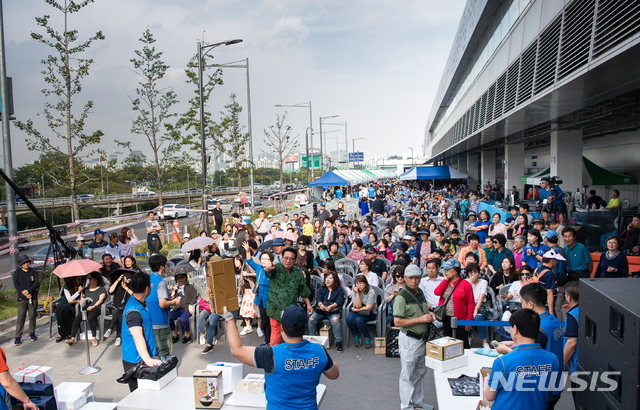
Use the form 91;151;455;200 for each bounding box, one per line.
121;272;162;391
531;249;564;318
226;305;339;410
563;281;580;404
562;227;592;282
147;255;180;356
484;309;561;410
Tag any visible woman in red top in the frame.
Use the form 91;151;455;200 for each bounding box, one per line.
434;259;475;348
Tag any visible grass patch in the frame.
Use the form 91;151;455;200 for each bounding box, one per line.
0;298;18;322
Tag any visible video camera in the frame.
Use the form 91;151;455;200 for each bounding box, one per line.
546;176;563;186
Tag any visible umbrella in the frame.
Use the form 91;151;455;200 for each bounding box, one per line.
53;259;102;278
272;231;299;242
258;240;274;252
181;236;215;252
164;263;197;278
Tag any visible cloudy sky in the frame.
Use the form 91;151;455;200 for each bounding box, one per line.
3;0;466;168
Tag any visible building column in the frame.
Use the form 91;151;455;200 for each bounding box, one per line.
505;143;525;198
481;150;496;187
467;154;479;189
458;155;468;174
550;130;583;194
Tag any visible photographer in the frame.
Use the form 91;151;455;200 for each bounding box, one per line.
539;177;567;224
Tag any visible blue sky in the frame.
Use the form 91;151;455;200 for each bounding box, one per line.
3;0;466;167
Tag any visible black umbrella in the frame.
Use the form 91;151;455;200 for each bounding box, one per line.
258;240;274;252
164;263;197;278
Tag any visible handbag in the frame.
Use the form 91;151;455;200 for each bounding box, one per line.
433;279;463;322
402;288;444;343
357;309;372;316
479;301;500;320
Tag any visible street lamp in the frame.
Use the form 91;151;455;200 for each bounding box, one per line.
198;38;242;233
353;137;365;169
409;147;414;166
324;133;340;170
325;121;347;166
319;115;339;174
274;102;312;182
208;58;255;213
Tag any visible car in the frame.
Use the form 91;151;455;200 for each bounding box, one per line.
30;245;66;271
285;184;295;191
253;184;265;190
76;194;94;202
0;227;30;249
162;204;188;218
206;199;230;210
259;189;273;199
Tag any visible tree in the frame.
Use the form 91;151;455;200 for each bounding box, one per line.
14;0;105;227
176;44;224;189
118;28;180;207
262;112;299;189
215;94;251;191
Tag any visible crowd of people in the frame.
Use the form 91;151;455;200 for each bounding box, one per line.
8;177;632;410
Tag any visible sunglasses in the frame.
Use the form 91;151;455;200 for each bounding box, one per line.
394;274;404;278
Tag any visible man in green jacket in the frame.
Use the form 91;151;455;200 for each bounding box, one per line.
264;247;311;345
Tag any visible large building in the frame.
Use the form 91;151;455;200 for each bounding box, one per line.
425;0;640;203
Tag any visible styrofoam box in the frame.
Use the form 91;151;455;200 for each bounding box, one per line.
137;368;177;391
56;389;87;410
425;353;469;373
233;374;266;408
13;366;54;384
302;335;329;348
55;382;94;401
207;362;243;395
76;402;117;410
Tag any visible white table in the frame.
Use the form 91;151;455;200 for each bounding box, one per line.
433;349;497;409
117;377;326;410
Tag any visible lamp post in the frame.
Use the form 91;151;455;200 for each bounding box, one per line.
274;102;312;182
198;38;242;233
325;121;347;166
353;137;365;169
409;147;414;166
208;58;254;213
319;115;339;174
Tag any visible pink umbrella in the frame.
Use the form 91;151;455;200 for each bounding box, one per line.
272;230;298;242
53;259;102;278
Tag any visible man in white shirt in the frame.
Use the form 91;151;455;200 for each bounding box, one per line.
419;259;443;328
254;210;270;240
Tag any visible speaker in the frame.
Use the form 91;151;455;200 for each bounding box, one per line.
578;279;640;409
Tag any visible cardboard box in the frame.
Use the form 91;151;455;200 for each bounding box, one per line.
56;389;87;410
475;399;493;409
234;374;266;408
426;337;464;361
13;366;54;384
303;335;329;348
194;369;224;409
374;337;386;354
137;368;177;391
319;325;333;348
206;259;239;313
206;362;243;395
479;368;492;401
55;382;93;400
75;403;117;410
425;353;469;372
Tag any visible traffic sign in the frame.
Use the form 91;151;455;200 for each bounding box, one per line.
348;152;364;162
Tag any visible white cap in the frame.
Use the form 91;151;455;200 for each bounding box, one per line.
542;249;566;261
183;233;191;238
267;214;273;218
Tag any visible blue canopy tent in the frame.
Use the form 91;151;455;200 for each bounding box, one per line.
308;171;350;187
399;166;468;180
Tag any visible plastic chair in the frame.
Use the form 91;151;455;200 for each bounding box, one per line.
341;274;354;290
336;258;359;275
345;285;386;347
167;249;188;260
336;264;356;278
498;284;512;314
46;297;62;338
137;260;152;274
176;259;190;267
310;275;324;292
376;256;391;271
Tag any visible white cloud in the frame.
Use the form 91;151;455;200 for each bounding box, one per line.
3;0;466;167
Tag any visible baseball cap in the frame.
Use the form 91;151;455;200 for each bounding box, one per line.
17;255;32;265
183;233;191;238
543;249;566;261
267;214;273;218
364;244;376;253
76;236;86;242
94;228;106;235
540;177;550;182
280;305;307;327
108;232;118;239
441;259;461;270
404;264;422;278
544;230;558;239
533;219;545;225
272;237;285;246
